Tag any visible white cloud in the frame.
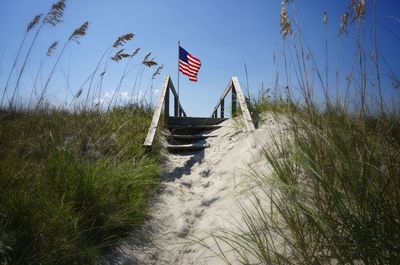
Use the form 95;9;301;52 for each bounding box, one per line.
103;91;114;99
120;91;129;100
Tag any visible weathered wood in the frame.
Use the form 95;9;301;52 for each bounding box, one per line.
174;95;178;117
167;77;187;117
232;77;255;131
164;85;170;121
168;117;227;126
168;134;217;140
145;75;254;149
221;98;224;118
210;77;255;132
144;76;171;147
232;87;237;116
210;79;233;116
167;143;210;151
167;124;222;130
144;76;189;147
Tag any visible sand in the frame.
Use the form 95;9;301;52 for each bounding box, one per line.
109;114;281;265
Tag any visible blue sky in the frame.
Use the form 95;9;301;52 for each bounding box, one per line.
0;0;399;116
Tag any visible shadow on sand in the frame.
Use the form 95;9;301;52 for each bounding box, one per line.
163;147;205;181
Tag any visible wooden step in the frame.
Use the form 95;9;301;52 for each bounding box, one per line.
167;134;217;140
167;124;222;130
167;143;210;151
167;117;227;126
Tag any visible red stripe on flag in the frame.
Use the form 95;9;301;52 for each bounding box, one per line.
179;61;198;74
187;54;201;65
179;67;197;78
179;47;201;82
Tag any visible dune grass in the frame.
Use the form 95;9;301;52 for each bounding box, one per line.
0;105;162;264
0;2;165;262
209;1;400;264
216;106;400;264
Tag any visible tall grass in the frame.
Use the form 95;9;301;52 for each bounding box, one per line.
210;1;400;264
214;109;400;264
0;105;162;264
0;1;166;263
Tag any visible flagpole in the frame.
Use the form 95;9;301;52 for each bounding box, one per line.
177;40;180;116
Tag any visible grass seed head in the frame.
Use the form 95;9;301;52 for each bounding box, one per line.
350;0;366;22
74;88;83;98
113;33;135;48
47;41;58;57
27;14;43;32
152;64;163;79
44;0;66;26
143;52;151;62
142;51;157;67
111;49;130;62
142;59;158;68
131;48;140;57
338;12;349;36
280;3;292;38
69;21;89;43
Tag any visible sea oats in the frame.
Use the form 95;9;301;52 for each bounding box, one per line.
131;48;140;57
44;0;66;26
69;21;89;43
142;52;157;67
47;41;58;57
74;88;83;98
280;3;292;38
113;33;135;48
152;64;163;79
350;0;366;22
143;59;158;68
143;52;151;62
111;49;130;62
27;14;43;32
338;12;349;36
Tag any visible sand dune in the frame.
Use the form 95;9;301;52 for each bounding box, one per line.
111;115;281;265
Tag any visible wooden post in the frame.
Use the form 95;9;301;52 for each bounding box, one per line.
144;76;171;147
232;86;237;116
221;98;224;118
174;95;178;117
164;86;170;121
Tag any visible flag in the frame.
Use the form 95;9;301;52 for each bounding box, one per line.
179;46;201;82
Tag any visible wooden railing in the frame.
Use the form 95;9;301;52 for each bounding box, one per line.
211;77;255;131
144;75;186;147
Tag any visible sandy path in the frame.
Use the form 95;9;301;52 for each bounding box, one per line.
109;116;277;265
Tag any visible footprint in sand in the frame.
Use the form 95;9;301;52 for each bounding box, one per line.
180;181;192;188
176;210;194;238
201;181;211;188
200;196;219;207
199;169;211;178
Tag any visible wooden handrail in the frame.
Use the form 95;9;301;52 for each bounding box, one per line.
144;75;254;148
211;77;255;131
144;75;186;147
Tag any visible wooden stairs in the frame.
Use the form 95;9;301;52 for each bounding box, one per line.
165;117;226;152
143;76;255;152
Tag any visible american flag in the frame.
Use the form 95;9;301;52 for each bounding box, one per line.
179;46;201;82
